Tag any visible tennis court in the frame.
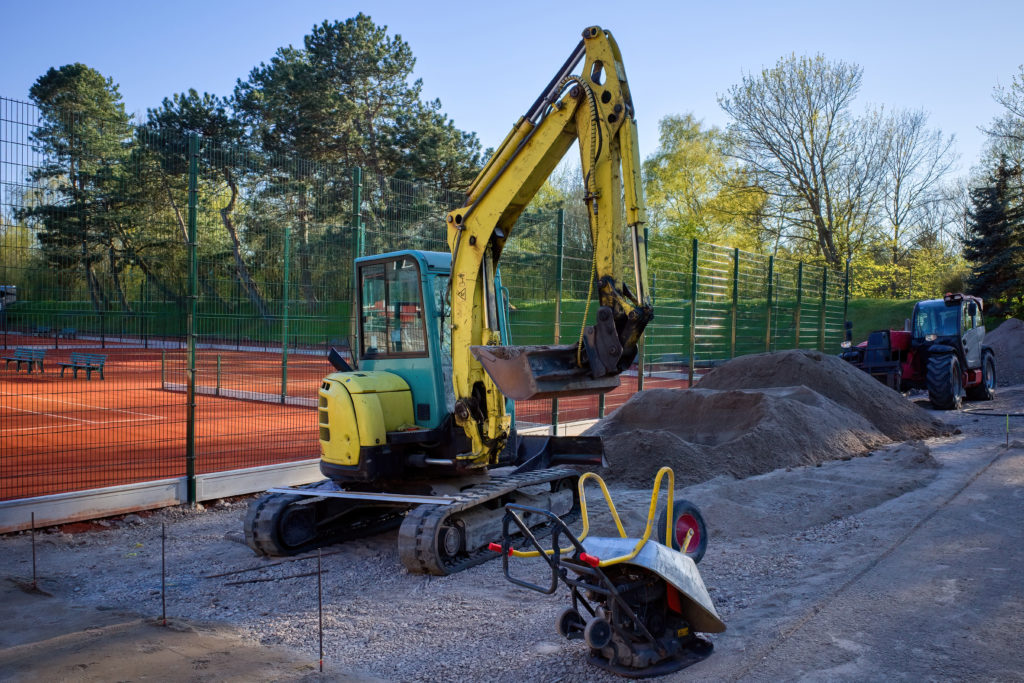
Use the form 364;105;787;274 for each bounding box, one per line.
1;337;324;501
1;330;692;502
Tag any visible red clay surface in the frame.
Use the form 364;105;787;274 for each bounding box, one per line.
2;335;690;502
1;342;325;501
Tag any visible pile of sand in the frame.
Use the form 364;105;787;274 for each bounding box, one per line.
587;349;944;487
697;349;944;441
986;318;1024;386
587;386;890;487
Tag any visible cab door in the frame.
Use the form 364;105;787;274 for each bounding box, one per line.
962;301;983;369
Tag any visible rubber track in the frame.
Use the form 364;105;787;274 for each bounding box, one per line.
245;491;405;557
398;467;580;576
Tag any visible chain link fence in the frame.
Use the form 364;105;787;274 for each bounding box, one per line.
0;96;848;503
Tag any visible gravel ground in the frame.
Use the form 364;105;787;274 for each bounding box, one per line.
2;387;1023;681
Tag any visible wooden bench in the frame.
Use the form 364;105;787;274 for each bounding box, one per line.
58;352;107;380
2;348;46;373
57;327;77;339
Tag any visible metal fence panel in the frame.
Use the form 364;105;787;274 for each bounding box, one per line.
0;96;851;502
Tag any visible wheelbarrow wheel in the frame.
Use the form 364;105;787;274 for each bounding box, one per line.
657;499;708;564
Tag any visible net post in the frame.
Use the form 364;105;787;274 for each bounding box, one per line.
551;208;564;434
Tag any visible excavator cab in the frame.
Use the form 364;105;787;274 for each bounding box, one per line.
351;250;456;430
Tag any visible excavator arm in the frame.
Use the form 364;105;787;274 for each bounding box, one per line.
445;26;652;467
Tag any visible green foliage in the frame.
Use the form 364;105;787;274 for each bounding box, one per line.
18;63;135;313
843;298;917;344
963;156;1024;315
642;114;766;249
233;13;483;187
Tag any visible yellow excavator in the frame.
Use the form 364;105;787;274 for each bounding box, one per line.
245;25;654;575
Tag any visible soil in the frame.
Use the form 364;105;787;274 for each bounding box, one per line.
986;317;1024;386
587;350;943;487
695;349;945;441
586;386;891;486
1;358;1022;681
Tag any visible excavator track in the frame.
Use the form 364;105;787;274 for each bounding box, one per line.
398;467;580;575
245;490;406;557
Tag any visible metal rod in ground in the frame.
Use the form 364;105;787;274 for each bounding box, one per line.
31;511;36;590
318;548;323;672
161;522;167;626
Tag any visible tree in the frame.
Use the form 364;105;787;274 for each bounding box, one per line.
144;91;273;316
20;63;133;312
233;13;483;185
876;109;957;296
963;156;1024;313
642;114;765;248
719;54;884;268
986;66;1024;166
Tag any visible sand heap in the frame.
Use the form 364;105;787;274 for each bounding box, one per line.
697;349;944;441
985;318;1024;386
587;349;944;487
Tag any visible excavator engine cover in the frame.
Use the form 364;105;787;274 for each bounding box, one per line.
319;371;415;469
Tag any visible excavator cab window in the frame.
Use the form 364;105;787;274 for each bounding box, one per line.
359;258;427;358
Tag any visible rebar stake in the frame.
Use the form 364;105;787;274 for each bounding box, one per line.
30;512;37;591
161;522;167;626
318;548;324;672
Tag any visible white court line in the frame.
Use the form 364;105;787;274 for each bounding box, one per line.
0;390;164;419
2;415;164;434
3;404;98;424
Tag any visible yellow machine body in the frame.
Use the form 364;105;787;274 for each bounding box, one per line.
318;371;416;467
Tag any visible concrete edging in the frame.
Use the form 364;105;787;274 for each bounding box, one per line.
0;459;322;533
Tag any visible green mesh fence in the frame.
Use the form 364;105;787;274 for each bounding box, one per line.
0;95;850;502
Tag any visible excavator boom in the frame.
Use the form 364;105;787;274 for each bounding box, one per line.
447;26;652;462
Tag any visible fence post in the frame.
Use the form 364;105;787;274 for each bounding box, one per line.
637;226;650;392
731;247;739;359
843;258;851;325
765;255;774;352
185;134;199;505
818;268;828;351
794;262;803;349
688;239;698;388
352;167;365;259
551;209;564;434
281;224;291;404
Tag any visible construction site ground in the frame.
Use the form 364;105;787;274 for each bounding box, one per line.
2;386;1023;681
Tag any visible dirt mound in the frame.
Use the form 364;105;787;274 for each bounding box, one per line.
986;318;1024;386
696;349;944;441
680;440;941;540
586;386;890;487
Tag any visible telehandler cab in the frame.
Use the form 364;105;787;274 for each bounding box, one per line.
840;292;996;410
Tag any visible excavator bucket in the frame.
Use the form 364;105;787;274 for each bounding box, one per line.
471;344;620;401
512;433;606;473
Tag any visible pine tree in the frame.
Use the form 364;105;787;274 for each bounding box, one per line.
963;156;1024;314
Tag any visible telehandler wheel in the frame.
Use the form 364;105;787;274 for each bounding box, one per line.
657;499;708;563
966;352;996;401
927;354;963;410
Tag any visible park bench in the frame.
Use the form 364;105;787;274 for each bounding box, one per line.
57;327;77;339
2;347;46;373
35;325;51;336
58;352;107;380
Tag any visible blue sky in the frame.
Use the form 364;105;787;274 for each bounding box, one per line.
4;0;1023;177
